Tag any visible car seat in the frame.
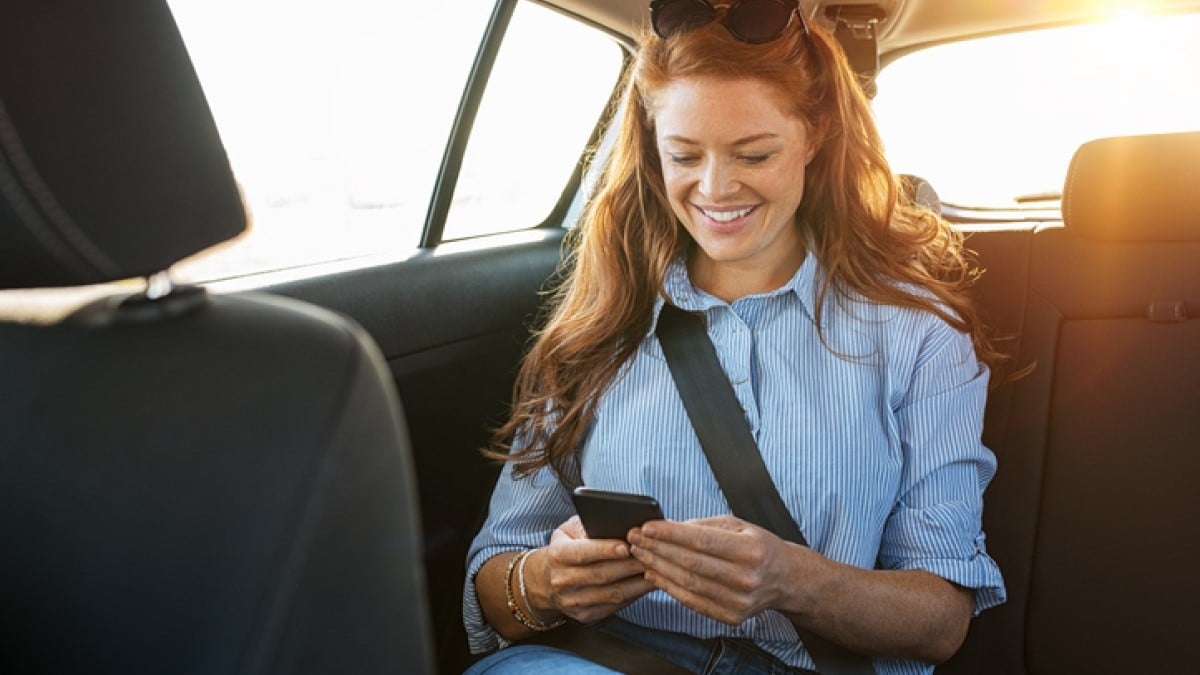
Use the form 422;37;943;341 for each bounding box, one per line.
0;1;434;673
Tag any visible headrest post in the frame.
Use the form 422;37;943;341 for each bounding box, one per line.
145;270;175;301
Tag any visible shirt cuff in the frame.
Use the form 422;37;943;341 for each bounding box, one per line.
880;501;1007;615
462;545;524;654
884;532;1007;616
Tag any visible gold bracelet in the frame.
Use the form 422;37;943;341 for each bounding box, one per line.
503;550;536;629
517;548;566;630
504;549;565;632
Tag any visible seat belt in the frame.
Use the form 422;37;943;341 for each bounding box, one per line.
655;304;877;675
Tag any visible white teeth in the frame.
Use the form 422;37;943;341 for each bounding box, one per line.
701;206;753;222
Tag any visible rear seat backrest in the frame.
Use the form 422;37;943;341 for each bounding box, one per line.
978;131;1200;675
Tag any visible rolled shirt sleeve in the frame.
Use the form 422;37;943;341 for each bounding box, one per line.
462;462;575;653
879;321;1006;614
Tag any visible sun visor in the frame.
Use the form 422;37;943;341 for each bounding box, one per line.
0;0;246;289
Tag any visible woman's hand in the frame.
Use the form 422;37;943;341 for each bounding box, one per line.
525;515;655;625
627;515;804;625
628;515;976;663
478;516;654;640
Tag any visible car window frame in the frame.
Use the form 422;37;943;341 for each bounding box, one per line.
422;0;633;248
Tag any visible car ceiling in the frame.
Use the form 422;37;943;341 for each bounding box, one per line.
550;0;1200;56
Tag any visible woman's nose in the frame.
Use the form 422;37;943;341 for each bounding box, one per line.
698;159;737;200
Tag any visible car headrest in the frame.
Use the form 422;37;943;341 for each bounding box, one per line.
899;174;942;215
0;0;246;290
1062;130;1200;242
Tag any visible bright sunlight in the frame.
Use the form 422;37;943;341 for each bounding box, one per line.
873;12;1200;209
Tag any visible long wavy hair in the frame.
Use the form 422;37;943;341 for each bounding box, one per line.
488;16;1007;483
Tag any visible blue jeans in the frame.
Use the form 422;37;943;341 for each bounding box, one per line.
464;616;818;674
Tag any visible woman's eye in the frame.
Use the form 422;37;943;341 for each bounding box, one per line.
741;153;773;165
666;153;698;166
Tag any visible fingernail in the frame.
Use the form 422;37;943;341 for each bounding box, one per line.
615;544;628;556
627;531;641;545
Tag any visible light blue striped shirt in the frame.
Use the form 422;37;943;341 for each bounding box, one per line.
464;253;1005;674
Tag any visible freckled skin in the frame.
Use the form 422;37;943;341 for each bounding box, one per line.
653;76;816;302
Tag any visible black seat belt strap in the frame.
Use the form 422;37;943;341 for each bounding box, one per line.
655;304;877;675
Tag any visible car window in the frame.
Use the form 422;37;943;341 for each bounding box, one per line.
165;0;622;283
873;12;1200;214
443;2;623;241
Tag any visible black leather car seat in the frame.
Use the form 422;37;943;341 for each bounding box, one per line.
0;1;434;673
963;130;1200;675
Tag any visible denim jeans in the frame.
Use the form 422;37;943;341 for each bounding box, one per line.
464;616;818;675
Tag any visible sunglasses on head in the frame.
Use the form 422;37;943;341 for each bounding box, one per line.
650;0;810;44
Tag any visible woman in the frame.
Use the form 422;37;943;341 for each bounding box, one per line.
463;1;1005;673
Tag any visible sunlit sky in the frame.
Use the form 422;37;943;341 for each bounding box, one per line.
164;0;620;280
170;2;1200;212
165;0;494;209
874;11;1200;206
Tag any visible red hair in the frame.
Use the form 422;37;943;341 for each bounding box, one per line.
488;18;1006;482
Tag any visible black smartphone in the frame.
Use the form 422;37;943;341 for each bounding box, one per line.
571;487;664;540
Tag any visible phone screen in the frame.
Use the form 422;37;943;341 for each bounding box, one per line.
571;487;664;540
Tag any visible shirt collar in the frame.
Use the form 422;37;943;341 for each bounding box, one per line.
650;251;822;334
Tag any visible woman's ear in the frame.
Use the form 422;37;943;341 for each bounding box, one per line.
804;139;822;166
804;120;826;166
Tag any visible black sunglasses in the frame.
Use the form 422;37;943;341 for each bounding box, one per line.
650;0;810;44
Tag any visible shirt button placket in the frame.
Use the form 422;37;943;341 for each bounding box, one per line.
729;322;759;432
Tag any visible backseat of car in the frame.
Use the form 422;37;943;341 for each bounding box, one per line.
944;130;1200;674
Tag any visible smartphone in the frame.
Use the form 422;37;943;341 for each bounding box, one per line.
571;487;664;540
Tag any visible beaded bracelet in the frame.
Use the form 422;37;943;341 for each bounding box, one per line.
504;549;565;632
516;549;565;629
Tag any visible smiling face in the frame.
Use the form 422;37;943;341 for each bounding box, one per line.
653;75;816;301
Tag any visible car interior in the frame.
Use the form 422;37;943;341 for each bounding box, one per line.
1;1;1196;674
